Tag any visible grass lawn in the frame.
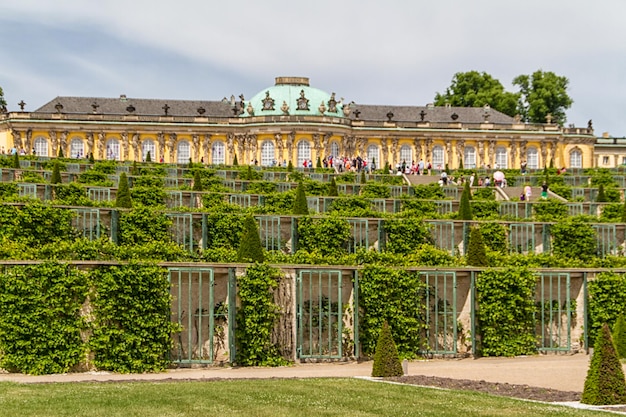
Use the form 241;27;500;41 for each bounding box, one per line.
0;378;609;417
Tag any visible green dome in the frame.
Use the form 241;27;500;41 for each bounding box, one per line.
241;77;346;118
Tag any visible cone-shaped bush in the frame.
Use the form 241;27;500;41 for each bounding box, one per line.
316;157;321;169
89;153;95;164
58;148;64;158
233;154;238;166
192;170;203;192
287;160;293;172
236;215;265;263
50;161;62;184
115;172;132;208
597;184;608;203
371;321;403;377
328;177;339;197
360;170;367;184
131;160;139;176
145;151;152;163
458;181;473;220
12;152;19;169
467;226;488;267
371;157;376;171
622;199;626;223
582;323;626;405
459;158;463;170
292;182;308;215
613;314;626;359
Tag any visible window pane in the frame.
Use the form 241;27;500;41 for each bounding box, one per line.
261;141;275;166
177;141;190;164
212;142;225;165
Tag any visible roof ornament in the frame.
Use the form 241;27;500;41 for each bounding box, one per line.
419;110;426;121
483;104;490;122
197;106;206;115
296;89;309;110
262;91;275;111
342;102;351;117
246;101;255;116
55;102;64;113
91;101;99;113
546;113;553;124
451;112;458;121
281;100;290;115
353;109;361;119
162;103;170;116
126;104;136;113
318;101;326;115
386;112;394;122
327;93;338;113
18;100;26;111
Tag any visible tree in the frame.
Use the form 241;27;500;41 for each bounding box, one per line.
458;181;473;220
192;170;203;192
513;70;573;125
236;216;265;263
232;154;238;166
434;71;519;117
115;172;132;208
327;177;339;197
0;86;6;112
613;314;626;359
371;321;403;377
88;153;95;164
12;151;19;169
145;151;152;163
292;182;308;215
467;226;488;267
597;184;608;203
58;148;64;158
50;161;62;184
621;198;626;223
360;170;367;184
287;160;293;172
581;323;626;405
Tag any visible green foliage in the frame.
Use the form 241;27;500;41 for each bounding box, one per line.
246;181;277;194
53;183;91;206
359;265;427;358
12;151;19;169
327;196;379;218
622;200;626;223
145;150;152;162
479;222;508;254
50;161;62;184
588;272;626;347
360;183;390;198
287;160;293;172
434;71;519;117
471;187;495;200
20;171;46;184
470;201;500;219
458;182;472;220
613;314;626;359
383;218;433;255
513;70;573;125
92;160;117;174
360;170;367;184
550;218;597;260
411;183;445;200
0;203;77;247
371;321;403;377
0;263;88;374
292;182;308;215
0;182;18;199
233;154;238;166
115;172;132;208
297;216;351;256
192;170;203;191
236;264;287;366
77;169;110;186
399;198;438;218
237;216;265;263
581;323;626;405
476;267;537;356
58;148;64;158
89;263;177;373
118;206;172;246
595;184;608;202
239;165;262;181
205;213;245;249
88;152;95;164
130;186;166;207
467;227;488;266
533;200;567;222
328;177;339;196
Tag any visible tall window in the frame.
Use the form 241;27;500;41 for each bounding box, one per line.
297;140;311;167
399;145;412;165
142;139;156;161
570;149;582;168
177;140;190;164
495;146;508;169
367;144;379;168
330;142;340;158
464;146;476;169
527;147;538;169
212;141;225;165
260;140;275;166
34;137;48;157
70;138;84;159
432;145;444;170
106;139;120;160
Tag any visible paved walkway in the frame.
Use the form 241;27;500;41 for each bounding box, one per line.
0;354;592;392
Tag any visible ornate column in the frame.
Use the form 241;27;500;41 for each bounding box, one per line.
313;134;322;162
25;130;33;154
121;132;129;161
157;132;166;162
323;132;332;159
540;141;548;168
413;138;422;162
248;134;258;163
424;138;433;164
86;132;94;158
549;140;558;168
192;134;200;162
275;133;283;164
131;133;139;161
49;131;58;156
11;129;22;149
510;141;518;170
456;140;465;168
286;131;295;163
381;138;389;168
97;132;106;160
390;137;398;164
203;134;212;163
168;133;177;163
236;134;245;163
488;140;495;168
446;141;453;168
520;140;528;166
357;136;366;159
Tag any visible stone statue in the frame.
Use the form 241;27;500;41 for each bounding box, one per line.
202;135;212;162
49;131;58;155
98;132;106;159
281;101;289;115
192;134;200;160
168;133;176;163
58;131;66;157
120;132;129;160
131;133;139;159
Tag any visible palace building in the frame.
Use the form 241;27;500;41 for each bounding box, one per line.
0;76;596;169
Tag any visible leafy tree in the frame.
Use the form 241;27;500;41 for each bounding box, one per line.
0;86;6;111
292;182;308;215
316;157;321;169
236;216;264;263
458;181;473;220
371;321;403;377
613;314;626;359
513;70;573;125
115;172;132;208
434;71;519;117
621;199;626;223
582;323;626;405
466;227;488;267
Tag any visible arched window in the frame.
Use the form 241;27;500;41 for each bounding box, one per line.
106;139;120;160
177;140;190;164
527;147;538;170
142;139;156;162
570;148;582;168
432;145;445;170
399;145;412;165
297;140;311;167
367;144;379;168
34;137;48;157
260;140;275;166
330;142;340;158
70;138;84;159
495;146;508;169
464;146;476;169
212;141;225;165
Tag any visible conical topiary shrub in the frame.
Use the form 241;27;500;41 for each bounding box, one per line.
467;226;488;267
233;154;238;166
131;160;139;176
292;182;308;215
458;181;473;220
89;153;95;164
371;321;403;377
287;160;293;172
192;170;203;192
582;323;626;405
328;177;339;197
58;148;64;158
145;151;152;163
360;170;367;184
115;172;132;208
12;152;19;169
50;161;62;184
316;157;321;169
236;215;265;263
613;314;626;359
597;184;608;203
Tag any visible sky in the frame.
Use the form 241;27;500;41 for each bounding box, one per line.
1;0;625;135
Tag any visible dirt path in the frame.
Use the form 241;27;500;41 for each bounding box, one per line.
0;354;592;392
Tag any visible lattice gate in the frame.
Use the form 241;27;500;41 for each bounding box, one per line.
535;272;572;352
420;271;457;355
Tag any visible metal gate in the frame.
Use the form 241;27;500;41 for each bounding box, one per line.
167;213;194;251
427;221;455;254
170;267;232;364
593;224;617;257
71;208;100;240
509;223;535;254
257;215;282;250
420;271;457;354
347;219;368;253
536;272;571;351
297;270;343;359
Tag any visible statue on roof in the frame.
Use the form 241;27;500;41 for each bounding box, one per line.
297;89;309;111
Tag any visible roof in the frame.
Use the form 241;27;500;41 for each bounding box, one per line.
348;104;516;124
